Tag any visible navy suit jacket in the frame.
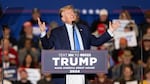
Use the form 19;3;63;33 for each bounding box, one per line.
41;24;112;50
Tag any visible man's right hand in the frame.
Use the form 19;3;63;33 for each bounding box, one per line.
38;18;46;32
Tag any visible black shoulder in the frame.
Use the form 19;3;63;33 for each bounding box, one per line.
51;25;64;32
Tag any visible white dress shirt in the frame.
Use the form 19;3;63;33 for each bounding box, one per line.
65;23;84;50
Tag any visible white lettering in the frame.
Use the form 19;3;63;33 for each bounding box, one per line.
79;58;88;66
61;58;69;66
90;57;97;66
52;58;60;66
70;58;78;66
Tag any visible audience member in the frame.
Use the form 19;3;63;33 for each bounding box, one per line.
145;26;150;35
29;8;45;26
74;9;89;27
136;34;150;64
18;21;40;49
47;21;59;37
119;10;139;37
114;65;139;84
37;73;54;84
91;73;113;84
112;50;141;80
0;25;17;46
20;53;38;68
0;53;16;68
112;37;136;64
91;9;109;34
140;68;150;84
139;10;150;36
18;38;40;66
119;10;131;20
14;68;32;84
138;57;150;77
0;38;18;66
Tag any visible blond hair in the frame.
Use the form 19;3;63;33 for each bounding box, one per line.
59;5;74;17
119;10;131;20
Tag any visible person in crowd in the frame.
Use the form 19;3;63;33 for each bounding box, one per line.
14;68;32;84
91;9;112;50
0;25;17;46
91;73;113;84
119;10;139;37
0;68;12;84
145;26;150;35
119;10;131;20
112;49;141;80
140;68;150;84
0;38;18;66
112;37;136;64
91;9;109;34
18;38;40;66
0;52;16;68
28;8;48;36
37;73;54;84
18;21;40;49
21;53;38;68
136;34;150;65
74;9;89;27
47;21;59;38
114;65;139;84
139;57;150;71
139;10;150;36
29;8;45;26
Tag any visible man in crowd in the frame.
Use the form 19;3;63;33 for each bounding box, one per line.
0;25;17;46
112;50;141;80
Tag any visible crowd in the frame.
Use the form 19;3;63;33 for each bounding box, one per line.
0;7;150;84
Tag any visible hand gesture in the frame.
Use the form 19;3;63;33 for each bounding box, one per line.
38;18;46;32
109;21;120;32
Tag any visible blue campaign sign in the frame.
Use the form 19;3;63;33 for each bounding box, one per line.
42;50;108;74
4;67;17;81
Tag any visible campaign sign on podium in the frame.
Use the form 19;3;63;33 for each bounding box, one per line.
42;50;108;73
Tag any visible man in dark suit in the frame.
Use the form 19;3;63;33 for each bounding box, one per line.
38;5;119;84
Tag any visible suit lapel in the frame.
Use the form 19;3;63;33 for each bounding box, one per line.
62;25;71;50
76;24;86;49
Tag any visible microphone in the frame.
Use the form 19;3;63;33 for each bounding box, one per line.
72;21;76;28
72;21;80;31
72;21;76;25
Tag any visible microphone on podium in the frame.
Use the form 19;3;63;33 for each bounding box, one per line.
72;21;78;29
72;21;76;27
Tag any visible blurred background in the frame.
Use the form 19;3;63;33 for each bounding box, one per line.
0;0;150;84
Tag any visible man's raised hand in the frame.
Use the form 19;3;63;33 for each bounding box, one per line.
109;21;120;32
38;18;46;32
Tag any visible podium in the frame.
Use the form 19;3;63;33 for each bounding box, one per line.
41;50;108;84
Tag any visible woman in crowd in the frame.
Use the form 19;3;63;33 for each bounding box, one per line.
114;65;139;84
140;68;150;84
91;73;113;84
21;53;38;68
